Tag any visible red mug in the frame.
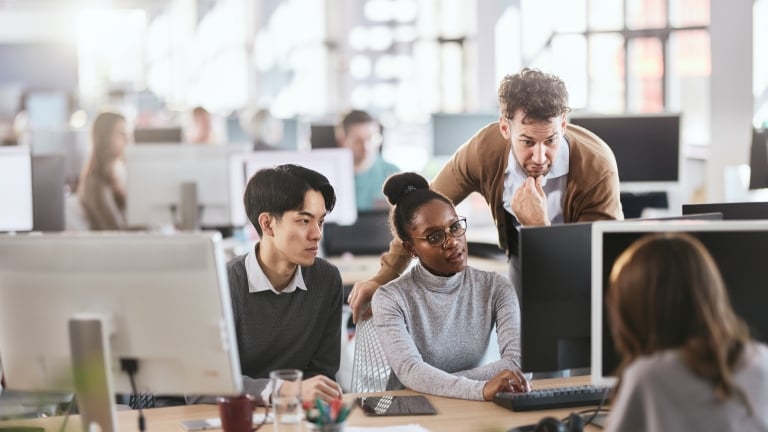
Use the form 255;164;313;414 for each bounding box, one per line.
217;394;258;432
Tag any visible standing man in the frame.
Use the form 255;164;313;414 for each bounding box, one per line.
348;68;623;323
190;164;344;404
336;110;400;210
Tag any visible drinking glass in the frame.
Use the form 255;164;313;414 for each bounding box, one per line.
270;369;303;432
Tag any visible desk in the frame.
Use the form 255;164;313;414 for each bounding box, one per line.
0;377;603;432
327;255;509;287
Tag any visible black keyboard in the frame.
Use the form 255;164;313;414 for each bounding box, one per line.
493;385;610;412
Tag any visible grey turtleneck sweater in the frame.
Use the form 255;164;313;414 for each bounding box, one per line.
371;263;521;400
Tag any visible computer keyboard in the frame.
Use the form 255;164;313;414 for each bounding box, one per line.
493;385;611;412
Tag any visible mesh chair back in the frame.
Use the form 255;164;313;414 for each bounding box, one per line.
350;319;391;393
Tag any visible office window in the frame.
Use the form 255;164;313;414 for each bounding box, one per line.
514;0;709;118
627;37;664;112
626;0;666;29
588;34;624;113
669;0;709;27
668;30;710;146
588;0;623;31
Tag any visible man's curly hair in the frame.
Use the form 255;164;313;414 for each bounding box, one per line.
497;68;570;122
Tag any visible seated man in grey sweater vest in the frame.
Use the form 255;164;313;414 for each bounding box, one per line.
188;164;344;405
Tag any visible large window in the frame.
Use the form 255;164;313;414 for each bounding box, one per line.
516;0;710;146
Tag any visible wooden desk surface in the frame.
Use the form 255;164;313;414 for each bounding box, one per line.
0;377;604;432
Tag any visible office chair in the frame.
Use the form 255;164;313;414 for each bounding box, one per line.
349;319;391;393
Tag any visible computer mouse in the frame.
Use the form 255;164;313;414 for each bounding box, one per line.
533;416;568;432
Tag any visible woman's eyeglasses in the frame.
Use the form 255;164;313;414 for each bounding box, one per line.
411;217;467;247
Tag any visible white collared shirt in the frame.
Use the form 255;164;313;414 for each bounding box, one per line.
244;244;308;295
502;136;570;226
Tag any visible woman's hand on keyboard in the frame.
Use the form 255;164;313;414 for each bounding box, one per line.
483;369;532;401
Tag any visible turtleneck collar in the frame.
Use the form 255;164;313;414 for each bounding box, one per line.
411;261;466;294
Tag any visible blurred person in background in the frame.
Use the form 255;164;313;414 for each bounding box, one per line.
188;106;217;144
77;111;129;230
336;109;400;210
241;108;284;151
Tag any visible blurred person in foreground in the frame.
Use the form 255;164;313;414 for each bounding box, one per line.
605;233;768;431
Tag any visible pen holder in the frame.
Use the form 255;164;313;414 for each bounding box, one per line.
305;422;346;432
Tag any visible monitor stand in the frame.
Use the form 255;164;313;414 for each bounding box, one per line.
69;316;117;432
179;182;200;231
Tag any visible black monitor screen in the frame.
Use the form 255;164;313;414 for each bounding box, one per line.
749;129;768;190
310;124;337;149
322;210;391;256
521;213;724;375
432;113;497;157
520;222;593;374
569;114;680;182
597;224;768;380
683;201;768;220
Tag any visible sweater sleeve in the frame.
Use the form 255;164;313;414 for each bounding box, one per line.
372;286;486;401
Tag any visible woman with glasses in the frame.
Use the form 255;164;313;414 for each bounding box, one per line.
370;172;529;401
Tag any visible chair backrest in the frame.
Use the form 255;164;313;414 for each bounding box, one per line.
350;319;391;393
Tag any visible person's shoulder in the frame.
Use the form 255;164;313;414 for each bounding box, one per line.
623;350;685;387
464;265;510;284
469;122;505;148
226;253;248;272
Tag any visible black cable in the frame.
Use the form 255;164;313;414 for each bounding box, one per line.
577;387;612;430
121;358;146;432
57;393;77;432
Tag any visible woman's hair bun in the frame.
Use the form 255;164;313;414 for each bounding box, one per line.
382;172;429;206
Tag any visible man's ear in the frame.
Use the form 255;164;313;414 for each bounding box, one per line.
499;116;511;139
258;212;274;237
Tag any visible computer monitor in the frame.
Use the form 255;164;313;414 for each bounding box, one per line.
310;124;337;149
322;209;391;256
521;213;723;375
133;127;183;144
125;144;250;230
591;220;768;386
569;114;680;185
31;154;66;231
431;113;497;157
520;222;592;374
749;129;768;190
25;91;70;129
0;146;33;232
228;148;357;227
0;231;242;432
682;201;768;220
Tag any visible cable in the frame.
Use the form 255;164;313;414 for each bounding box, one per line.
120;358;146;432
57;394;77;432
577;386;612;430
